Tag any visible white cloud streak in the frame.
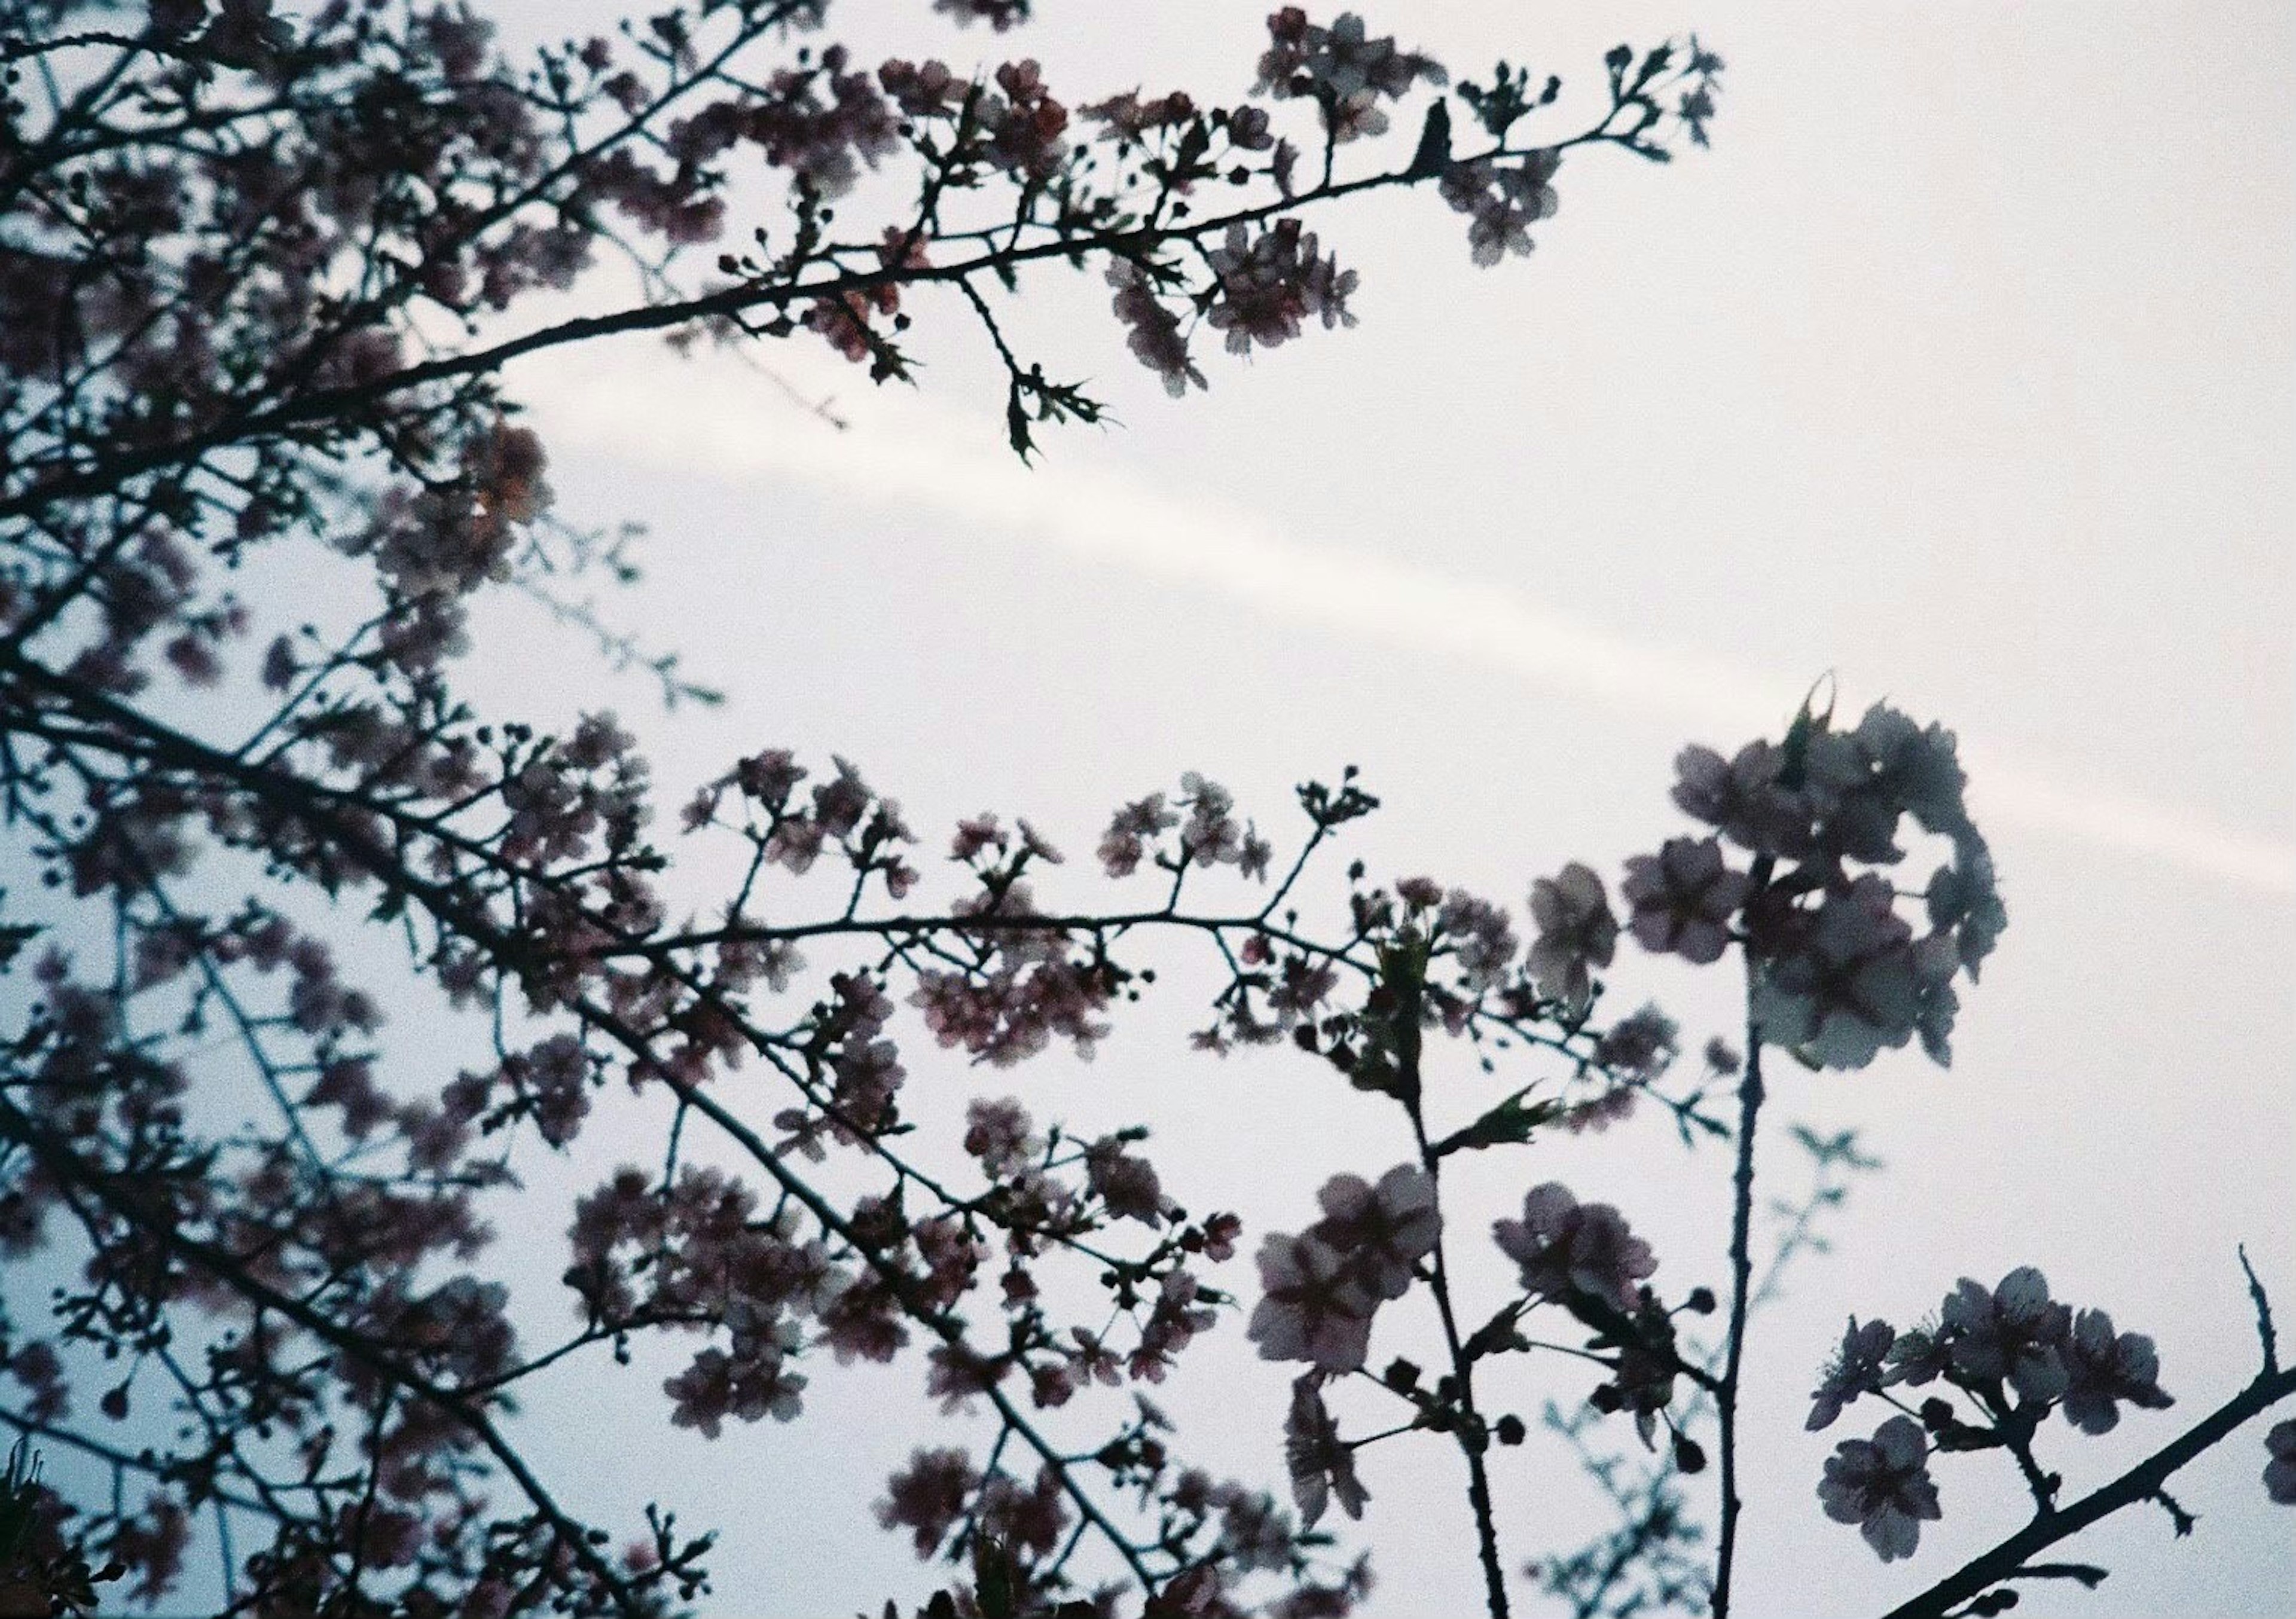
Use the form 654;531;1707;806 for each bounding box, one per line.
530;349;2296;896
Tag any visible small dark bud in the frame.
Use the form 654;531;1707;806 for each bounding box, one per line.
1494;1415;1526;1446
1672;1434;1708;1474
1384;1358;1421;1391
1685;1287;1717;1314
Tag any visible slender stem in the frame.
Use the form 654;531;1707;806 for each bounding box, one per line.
1407;1095;1511;1619
1711;974;1767;1618
2237;1244;2279;1369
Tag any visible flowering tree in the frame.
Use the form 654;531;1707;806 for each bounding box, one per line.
0;3;2288;1618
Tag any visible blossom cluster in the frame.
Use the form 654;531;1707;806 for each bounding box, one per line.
1493;1183;1656;1314
1439;151;1563;267
1492;1184;1697;1445
1247;1165;1440;1371
1809;1267;2177;1562
1525;701;2008;1070
1254;9;1446;143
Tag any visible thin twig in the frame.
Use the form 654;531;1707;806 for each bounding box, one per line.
1710;953;1768;1617
2238;1245;2278;1370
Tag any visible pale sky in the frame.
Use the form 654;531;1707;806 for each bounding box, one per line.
465;3;2295;1615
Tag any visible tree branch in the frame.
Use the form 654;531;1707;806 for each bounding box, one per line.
1874;1363;2296;1619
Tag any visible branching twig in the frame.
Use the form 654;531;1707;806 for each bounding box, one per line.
1874;1362;2296;1619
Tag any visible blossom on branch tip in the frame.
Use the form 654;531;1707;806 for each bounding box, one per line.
1285;1375;1369;1526
1926;833;2007;981
1748;875;1959;1071
1085;1135;1169;1225
1622;836;1749;966
1659;704;2000;1068
1227;104;1275;151
1080;87;1199;145
1807;1317;1896;1431
1256;10;1444;133
1217;1489;1299;1575
1439;152;1561;267
1818;1416;1940;1562
1306;1163;1439;1301
2059;1308;2172;1434
1671;738;1806;857
1106;264;1205;399
1492;1182;1654;1313
975;1466;1070;1560
1941;1266;2069;1404
1437;888;1519;992
1852;704;1972;839
1527;861;1616;1009
1882;1325;1950;1388
1205;221;1358;357
876;1448;977;1557
961;1096;1040;1177
661;1332;807;1438
925;1342;1009;1413
1097;789;1181;875
1247;1232;1376;1370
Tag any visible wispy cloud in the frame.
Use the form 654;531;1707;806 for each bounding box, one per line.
530;347;2296;896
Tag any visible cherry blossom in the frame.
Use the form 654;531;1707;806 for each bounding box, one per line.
1492;1183;1656;1313
1439;152;1563;267
876;1449;979;1557
1527;861;1617;1009
2266;1420;2296;1506
1305;1163;1441;1301
1818;1416;1941;1562
2058;1309;2173;1434
1286;1376;1370;1528
1940;1266;2071;1404
1622;836;1751;966
1248;1233;1378;1371
1807;1318;1897;1431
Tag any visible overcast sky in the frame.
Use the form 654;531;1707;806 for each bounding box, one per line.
468;3;2294;1615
